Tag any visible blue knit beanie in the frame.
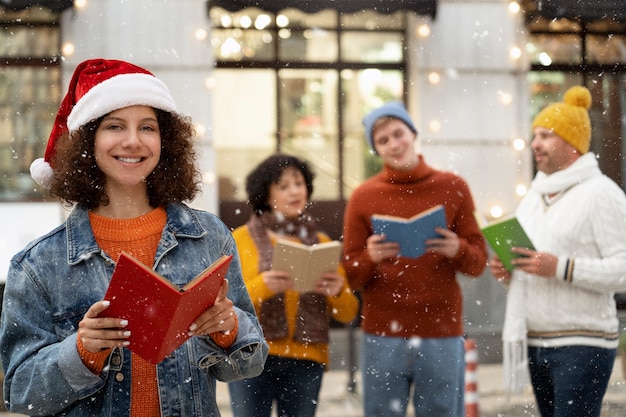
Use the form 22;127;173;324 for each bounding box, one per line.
362;101;418;153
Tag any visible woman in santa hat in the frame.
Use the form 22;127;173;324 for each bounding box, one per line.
0;58;267;417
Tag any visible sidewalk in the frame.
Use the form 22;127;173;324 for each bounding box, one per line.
214;356;626;417
1;358;624;416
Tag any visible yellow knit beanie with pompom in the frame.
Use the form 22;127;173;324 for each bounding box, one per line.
531;86;592;154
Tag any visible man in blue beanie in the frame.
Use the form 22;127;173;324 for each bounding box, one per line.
362;101;418;153
342;101;488;417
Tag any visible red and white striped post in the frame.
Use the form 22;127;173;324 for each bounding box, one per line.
465;338;480;417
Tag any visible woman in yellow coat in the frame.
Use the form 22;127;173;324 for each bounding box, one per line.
228;154;359;417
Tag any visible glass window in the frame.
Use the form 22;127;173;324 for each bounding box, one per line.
341;31;403;63
211;28;275;61
526;10;626;191
528;72;582;120
342;69;404;197
0;7;60;201
585;74;626;186
0;66;60;201
0;26;59;57
208;6;275;29
211;5;409;203
341;10;404;30
212;69;276;202
278;28;338;62
278;69;338;199
528;33;582;65
587;35;626;64
525;16;581;33
278;9;337;29
586;20;626;32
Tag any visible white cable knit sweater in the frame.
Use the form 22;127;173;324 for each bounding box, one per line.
502;152;626;394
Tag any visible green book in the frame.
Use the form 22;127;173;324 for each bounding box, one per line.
479;214;534;271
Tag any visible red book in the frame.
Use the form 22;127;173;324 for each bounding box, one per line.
102;251;233;364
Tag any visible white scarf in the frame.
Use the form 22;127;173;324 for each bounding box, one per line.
502;152;600;396
530;152;599;195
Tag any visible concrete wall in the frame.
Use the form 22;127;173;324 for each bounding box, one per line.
409;0;532;216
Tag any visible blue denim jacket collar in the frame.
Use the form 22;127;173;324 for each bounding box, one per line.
65;203;207;265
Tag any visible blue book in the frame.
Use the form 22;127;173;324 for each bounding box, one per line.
371;205;447;258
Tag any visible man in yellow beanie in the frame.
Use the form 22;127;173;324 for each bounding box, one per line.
490;85;626;417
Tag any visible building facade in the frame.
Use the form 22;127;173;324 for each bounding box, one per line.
1;0;625;361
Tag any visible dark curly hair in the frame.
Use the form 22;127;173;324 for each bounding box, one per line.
245;154;314;215
49;109;201;209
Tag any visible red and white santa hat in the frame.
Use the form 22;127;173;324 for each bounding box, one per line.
30;58;178;188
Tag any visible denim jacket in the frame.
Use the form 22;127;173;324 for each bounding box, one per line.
0;203;268;417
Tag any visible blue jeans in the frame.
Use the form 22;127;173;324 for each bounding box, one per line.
228;355;324;417
528;345;616;417
361;334;465;417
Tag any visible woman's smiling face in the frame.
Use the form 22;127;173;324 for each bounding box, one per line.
267;167;309;219
94;105;161;192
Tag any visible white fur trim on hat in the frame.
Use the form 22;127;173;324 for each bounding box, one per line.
67;72;178;132
30;157;54;188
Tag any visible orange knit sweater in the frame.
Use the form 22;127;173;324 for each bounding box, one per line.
342;157;488;338
77;207;237;416
89;207;166;417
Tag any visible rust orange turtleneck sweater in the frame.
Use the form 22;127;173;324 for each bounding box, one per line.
87;207;167;417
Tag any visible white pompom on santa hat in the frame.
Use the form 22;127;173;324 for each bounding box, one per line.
30;58;178;188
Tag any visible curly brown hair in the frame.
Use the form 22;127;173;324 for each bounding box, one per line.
49;109;201;209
